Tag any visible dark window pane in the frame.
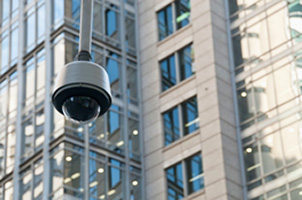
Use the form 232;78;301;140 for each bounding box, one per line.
175;0;190;30
157;5;173;41
182;96;199;135
185;153;204;194
163;107;180;146
106;52;121;96
166;163;184;200
179;45;193;81
161;55;176;91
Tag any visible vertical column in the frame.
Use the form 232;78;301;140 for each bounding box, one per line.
119;1;130;200
13;0;24;199
134;0;146;198
223;0;247;199
42;0;52;199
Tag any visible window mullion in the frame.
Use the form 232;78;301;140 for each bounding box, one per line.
182;160;188;197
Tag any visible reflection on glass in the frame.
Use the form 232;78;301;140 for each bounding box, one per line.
105;5;119;41
128;119;140;161
107;105;123;153
64;148;84;196
35;110;45;151
26;10;36;51
243;143;261;182
20;168;32;200
130;174;141;200
163;106;180;146
34;160;43;200
161;55;176;91
6;124;15;174
22;119;34;159
125;12;136;53
1;33;9;73
11;26;19;64
106;52;120;96
166;162;184;200
89;158;105;199
53;0;64;28
37;5;45;42
260;132;283;175
50;150;64;193
182;96;199;135
108;159;124;200
127;66;138;105
185;154;204;194
175;0;190;30
179;45;193;81
158;5;173;41
0;137;4;178
4;180;13;200
25;61;35;107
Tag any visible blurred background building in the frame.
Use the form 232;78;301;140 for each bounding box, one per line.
0;0;302;200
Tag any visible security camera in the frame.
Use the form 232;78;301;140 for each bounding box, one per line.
52;61;112;124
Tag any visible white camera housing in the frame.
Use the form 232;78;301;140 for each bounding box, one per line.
52;61;112;124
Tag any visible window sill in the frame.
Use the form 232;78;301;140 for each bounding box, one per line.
157;23;192;46
162;129;200;153
159;74;196;99
184;189;205;200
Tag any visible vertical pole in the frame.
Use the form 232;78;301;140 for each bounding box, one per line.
78;0;93;61
84;124;90;200
13;0;25;199
119;1;130;199
42;0;52;199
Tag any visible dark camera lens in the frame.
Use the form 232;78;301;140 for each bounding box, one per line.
62;96;100;124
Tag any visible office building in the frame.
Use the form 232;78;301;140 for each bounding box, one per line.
0;0;302;200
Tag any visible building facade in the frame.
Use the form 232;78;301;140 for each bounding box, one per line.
139;0;302;200
0;0;302;200
0;0;142;199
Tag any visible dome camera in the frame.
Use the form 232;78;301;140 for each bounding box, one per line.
52;61;112;124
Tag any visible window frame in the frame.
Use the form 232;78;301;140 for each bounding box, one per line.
164;152;204;199
156;0;191;41
162;96;199;146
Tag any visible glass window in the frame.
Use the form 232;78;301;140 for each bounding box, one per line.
21;118;34;160
179;45;193;81
163;107;180;146
166;162;184;200
20;168;32;200
89;157;106;199
4;180;13;200
105;4;120;42
175;0;190;30
1;0;9;25
25;8;36;52
127;66;138;105
11;25;19;64
182;96;199;135
128;118;140;161
243;143;261;182
130;173;141;200
37;4;45;42
53;0;64;29
107;105;124;154
64;149;85;197
161;55;176;91
106;52;121;98
125;11;136;54
185;153;204;194
157;5;173;41
0;31;9;74
50;150;64;194
108;159;125;200
34;160;43;200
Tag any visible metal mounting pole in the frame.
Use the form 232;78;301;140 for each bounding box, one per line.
78;0;93;61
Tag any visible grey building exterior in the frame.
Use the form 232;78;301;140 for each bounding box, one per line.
0;0;302;200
